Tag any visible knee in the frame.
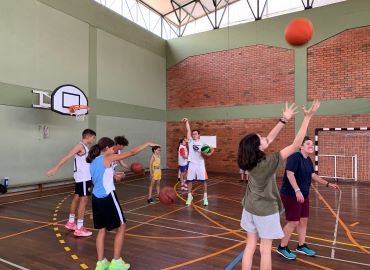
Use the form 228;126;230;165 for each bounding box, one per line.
289;221;300;228
259;244;272;256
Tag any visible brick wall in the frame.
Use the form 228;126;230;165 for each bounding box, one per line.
167;118;294;176
167;45;294;110
308;26;370;100
309;115;370;182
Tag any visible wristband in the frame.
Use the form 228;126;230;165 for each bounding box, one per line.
294;188;301;193
279;118;287;124
326;182;330;187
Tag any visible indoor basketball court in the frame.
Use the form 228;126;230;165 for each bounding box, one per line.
0;0;369;270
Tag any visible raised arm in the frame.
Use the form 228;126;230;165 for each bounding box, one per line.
280;100;320;160
106;142;159;163
266;102;297;146
181;118;191;140
47;144;83;176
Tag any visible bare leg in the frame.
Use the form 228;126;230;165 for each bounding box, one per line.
260;238;273;270
96;228;106;261
297;218;308;246
242;232;257;270
69;194;80;216
148;179;155;199
280;221;299;247
77;196;88;220
113;224;126;260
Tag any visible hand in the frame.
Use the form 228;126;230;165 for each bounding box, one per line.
47;168;57;177
303;99;320;118
147;142;160;147
296;191;305;203
282;102;298;121
114;172;126;182
181;118;188;123
328;183;340;191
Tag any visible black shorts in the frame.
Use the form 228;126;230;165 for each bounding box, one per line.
75;180;92;197
92;191;126;231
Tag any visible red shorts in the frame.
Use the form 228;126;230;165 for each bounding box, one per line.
280;193;309;221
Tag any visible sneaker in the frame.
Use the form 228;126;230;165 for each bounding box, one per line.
109;257;130;270
276;245;296;260
74;227;93;237
180;185;188;191
296;244;316;256
203;197;208;206
147;198;155;204
64;221;76;230
95;258;110;270
185;194;193;205
239;179;244;183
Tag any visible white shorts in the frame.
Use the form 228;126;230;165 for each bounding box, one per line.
239;169;249;174
240;209;284;239
187;163;207;182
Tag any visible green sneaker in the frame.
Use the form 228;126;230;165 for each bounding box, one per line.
203;197;208;206
108;258;130;270
95;258;110;270
186;194;193;205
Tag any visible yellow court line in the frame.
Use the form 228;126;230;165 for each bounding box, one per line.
312;185;370;255
172;182;332;270
0;215;53;225
350;222;360;227
161;242;245;270
0;191;73;206
80;264;89;269
0;223;51;240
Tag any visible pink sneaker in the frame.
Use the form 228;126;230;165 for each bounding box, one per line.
64;221;76;230
74;227;92;237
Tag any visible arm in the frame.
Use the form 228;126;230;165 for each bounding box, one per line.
149;156;154;177
312;173;340;190
106;142;159;163
266;102;297;146
286;171;305;203
204;147;215;157
118;160;130;170
280;100;320;160
181;118;191;140
47;144;83;176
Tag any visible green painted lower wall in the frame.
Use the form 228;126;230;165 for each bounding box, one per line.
96;116;167;169
0;105;87;185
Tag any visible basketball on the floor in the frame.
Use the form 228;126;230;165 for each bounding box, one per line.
285;18;314;46
159;187;177;205
130;162;144;174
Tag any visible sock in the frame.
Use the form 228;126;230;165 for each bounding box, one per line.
68;214;75;223
187;193;192;198
112;257;122;263
204;192;208;199
77;219;84;229
99;258;107;264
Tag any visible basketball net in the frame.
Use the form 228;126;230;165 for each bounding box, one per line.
68;105;90;121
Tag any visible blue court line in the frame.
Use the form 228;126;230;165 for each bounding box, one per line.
225;250;243;270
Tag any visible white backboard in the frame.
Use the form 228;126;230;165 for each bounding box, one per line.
51;85;88;116
200;136;217;148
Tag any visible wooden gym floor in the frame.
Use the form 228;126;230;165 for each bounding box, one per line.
0;171;369;270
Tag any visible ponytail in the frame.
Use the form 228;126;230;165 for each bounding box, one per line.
86;144;101;163
86;137;115;163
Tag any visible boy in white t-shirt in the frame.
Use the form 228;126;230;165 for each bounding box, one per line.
181;118;214;206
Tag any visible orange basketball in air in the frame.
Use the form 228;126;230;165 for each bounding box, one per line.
285;18;314;46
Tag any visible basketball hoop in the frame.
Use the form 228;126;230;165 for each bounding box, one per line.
68;105;90;121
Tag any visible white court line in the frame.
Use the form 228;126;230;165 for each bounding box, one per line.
331;190;342;259
315;254;370;268
0;258;30;270
127;218;242;243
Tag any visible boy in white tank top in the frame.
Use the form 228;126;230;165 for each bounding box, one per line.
47;129;96;237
